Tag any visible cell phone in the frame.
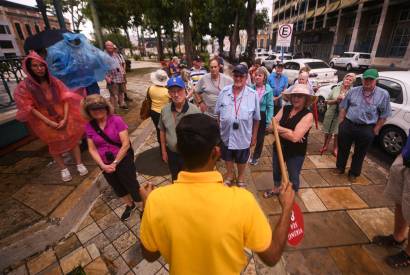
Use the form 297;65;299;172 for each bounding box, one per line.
233;122;239;130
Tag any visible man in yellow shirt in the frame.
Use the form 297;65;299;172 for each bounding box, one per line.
139;113;295;274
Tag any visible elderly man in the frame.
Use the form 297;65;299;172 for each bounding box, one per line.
159;76;200;181
139;113;295;274
267;63;288;114
334;69;391;182
215;64;260;187
190;55;208;86
105;41;127;109
194;58;233;118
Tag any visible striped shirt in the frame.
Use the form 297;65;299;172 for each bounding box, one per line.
190;67;207;86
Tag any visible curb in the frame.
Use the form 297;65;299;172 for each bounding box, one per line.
0;119;154;270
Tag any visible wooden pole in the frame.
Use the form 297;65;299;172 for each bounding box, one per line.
271;119;290;188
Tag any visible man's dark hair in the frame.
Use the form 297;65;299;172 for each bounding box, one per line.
176;113;220;170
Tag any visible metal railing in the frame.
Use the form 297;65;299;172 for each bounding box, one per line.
0;56;25;111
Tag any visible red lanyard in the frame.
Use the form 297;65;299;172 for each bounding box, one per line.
234;90;244;119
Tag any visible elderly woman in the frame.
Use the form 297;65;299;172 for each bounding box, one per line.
194;58;233;118
249;67;274;165
148;69;170;146
82;95;141;220
14;51;88;182
264;84;314;197
320;73;356;156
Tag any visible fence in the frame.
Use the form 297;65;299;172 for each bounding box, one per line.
0;57;25;112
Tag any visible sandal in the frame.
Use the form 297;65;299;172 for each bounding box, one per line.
237;181;247;187
386;250;410;269
224;178;234;186
372;234;407;247
263;189;280;198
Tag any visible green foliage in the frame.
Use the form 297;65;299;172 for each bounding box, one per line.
102;32;130;49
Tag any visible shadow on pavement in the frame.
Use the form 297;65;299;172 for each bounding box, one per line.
135;147;169;176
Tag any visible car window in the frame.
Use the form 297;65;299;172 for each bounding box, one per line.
359;54;371;59
377;79;403;104
283;56;292;60
284;62;300;70
305;62;329;69
341;53;355;58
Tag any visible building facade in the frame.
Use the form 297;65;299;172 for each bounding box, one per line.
263;0;410;68
0;0;70;58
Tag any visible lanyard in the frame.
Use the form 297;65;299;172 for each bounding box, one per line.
361;88;374;105
233;90;244;119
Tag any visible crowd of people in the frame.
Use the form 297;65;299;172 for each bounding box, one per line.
14;42;410;271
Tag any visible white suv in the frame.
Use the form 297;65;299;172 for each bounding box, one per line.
329;52;371;71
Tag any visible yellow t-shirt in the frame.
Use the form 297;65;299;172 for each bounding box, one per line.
149;85;170;113
140;171;272;275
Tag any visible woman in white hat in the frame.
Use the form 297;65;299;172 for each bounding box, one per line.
264;84;315;197
149;69;170;145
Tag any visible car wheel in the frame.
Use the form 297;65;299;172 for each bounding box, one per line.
317;96;327;122
379;126;407;155
346;63;352;71
329;62;334;68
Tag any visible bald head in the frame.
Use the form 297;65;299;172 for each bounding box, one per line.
298;71;309;84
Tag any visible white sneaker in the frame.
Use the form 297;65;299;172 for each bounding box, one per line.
77;164;88;176
61;168;72;182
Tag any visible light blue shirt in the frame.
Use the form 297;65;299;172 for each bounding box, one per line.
215;85;261;150
340;86;392;125
267;72;288;97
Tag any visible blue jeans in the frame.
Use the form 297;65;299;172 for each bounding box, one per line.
272;152;305;192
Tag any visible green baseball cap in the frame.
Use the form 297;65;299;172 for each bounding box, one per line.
363;68;379;79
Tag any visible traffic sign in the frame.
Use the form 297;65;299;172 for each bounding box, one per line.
276;24;293;47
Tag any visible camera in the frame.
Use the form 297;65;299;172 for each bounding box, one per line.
233;122;239;130
105;151;115;162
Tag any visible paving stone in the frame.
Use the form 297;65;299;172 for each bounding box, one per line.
362;244;410;275
0;174;28;200
301;169;329;187
131;222;141;239
301;157;316;169
107;197;124;210
89;203;112;221
352;185;394;208
306;142;326;155
5;264;28;275
307;155;339;169
77;214;94;231
86;243;101;260
110;256;130;275
2;157;49;174
242;257;256;275
59;247;92;274
329;245;383;274
274;211;368;250
84;257;110;275
54;234;82;260
256;191;282;215
16;139;46;152
101;244;120;262
122;243;144;269
27;249;57;275
0;198;42;239
12;184;74;216
84;232;110;251
96;212;121;231
124;211;141;229
251;172;274;191
298;188;327;212
77;222;102;244
36;261;62;275
103;220;129;242
317;169;351;186
31;164;85;186
254;254;287;275
362;165;388;185
347;208;394;241
283;248;341;275
155;267;169;275
314;187;368;210
132;258;162;274
113;231;138;254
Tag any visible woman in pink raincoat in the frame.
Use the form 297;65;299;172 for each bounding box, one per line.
14;51;88;182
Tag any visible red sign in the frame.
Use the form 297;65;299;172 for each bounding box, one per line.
287;203;304;246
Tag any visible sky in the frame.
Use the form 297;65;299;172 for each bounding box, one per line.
9;0;274;40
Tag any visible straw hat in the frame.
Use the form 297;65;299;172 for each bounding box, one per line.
150;69;169;86
282;84;317;106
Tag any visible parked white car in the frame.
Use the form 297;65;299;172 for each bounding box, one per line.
329;52;371;71
282;59;338;88
255;52;270;62
316;71;410;155
262;53;293;71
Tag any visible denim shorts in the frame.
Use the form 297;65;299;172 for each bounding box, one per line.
220;142;250;164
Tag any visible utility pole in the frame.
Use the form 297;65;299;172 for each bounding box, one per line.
89;0;103;49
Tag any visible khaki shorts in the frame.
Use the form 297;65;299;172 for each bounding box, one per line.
107;83;126;96
384;155;410;223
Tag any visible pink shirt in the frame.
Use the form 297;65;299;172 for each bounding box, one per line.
86;115;128;164
256;85;265;101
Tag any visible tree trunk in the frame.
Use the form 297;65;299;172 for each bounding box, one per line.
245;0;256;64
217;34;224;56
181;11;194;67
123;26;133;56
156;28;164;61
170;31;176;56
229;10;240;62
141;26;146;56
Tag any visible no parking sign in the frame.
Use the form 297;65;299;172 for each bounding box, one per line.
276;24;293;47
